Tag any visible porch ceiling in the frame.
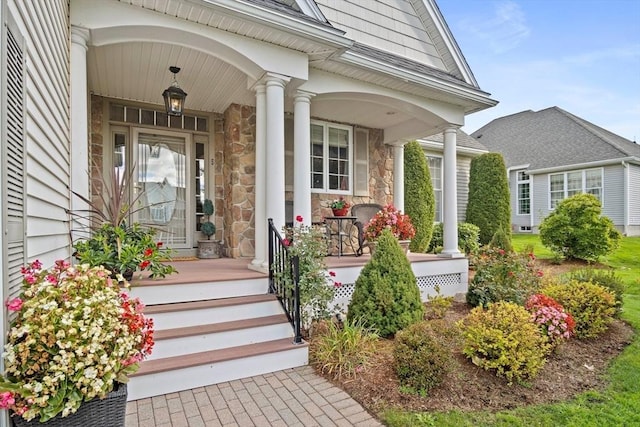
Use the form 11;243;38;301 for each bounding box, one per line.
88;41;421;131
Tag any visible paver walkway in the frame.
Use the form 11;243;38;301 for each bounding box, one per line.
125;366;384;427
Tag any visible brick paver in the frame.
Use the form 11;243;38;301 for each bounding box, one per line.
125;366;383;427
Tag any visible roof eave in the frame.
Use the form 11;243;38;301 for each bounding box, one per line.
527;157;640;174
337;50;497;113
417;139;489;156
197;0;352;50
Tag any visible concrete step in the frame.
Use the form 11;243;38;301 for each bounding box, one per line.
128;338;309;401
148;314;293;360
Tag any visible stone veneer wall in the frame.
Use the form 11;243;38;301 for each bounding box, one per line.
222;104;256;258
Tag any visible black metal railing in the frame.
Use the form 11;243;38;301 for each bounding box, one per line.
268;218;302;344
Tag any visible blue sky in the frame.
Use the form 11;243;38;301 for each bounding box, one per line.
437;0;640;142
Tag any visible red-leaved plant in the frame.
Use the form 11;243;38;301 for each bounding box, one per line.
363;204;415;241
525;293;575;347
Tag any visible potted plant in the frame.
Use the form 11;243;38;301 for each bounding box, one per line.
197;199;220;258
330;197;350;216
69;165;177;279
0;260;154;425
363;204;416;254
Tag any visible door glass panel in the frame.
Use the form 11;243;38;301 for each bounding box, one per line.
136;133;188;247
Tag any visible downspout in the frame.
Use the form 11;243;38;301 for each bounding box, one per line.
622;161;629;236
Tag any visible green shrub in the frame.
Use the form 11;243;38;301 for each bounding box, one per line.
404;140;435;253
489;227;513;252
539;193;621;262
424;285;453;320
427;222;480;255
459;301;550;384
394;320;458;394
466;247;542;307
310;319;378;380
347;229;425;337
541;280;616;339
566;269;626;316
466;153;511;245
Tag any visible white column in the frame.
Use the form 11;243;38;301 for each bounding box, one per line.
251;84;266;267
70;26;90;241
440;127;463;257
265;74;290;234
293;91;314;226
393;144;405;211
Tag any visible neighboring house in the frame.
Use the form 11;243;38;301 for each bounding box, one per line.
472;107;640;236
420;129;489;222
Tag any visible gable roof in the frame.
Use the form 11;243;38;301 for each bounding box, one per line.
471;107;640;170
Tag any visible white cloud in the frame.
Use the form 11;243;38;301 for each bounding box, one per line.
460;0;530;54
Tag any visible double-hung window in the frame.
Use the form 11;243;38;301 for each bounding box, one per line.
311;121;352;194
549;168;603;209
517;171;530;215
426;156;442;222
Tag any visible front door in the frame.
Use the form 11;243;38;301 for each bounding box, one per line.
133;129;192;249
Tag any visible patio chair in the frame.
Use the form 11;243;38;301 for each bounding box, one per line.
351;203;383;256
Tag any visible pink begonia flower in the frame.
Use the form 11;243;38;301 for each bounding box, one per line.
0;391;15;409
296;215;303;223
334;281;342;288
329;271;336;277
282;239;290;247
5;298;23;312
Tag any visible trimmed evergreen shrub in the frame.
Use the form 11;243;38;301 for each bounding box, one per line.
566;268;626;316
347;229;425;337
427;222;480;255
394;320;458;394
489;227;514;252
541;280;616;339
466;153;511;245
539;193;621;262
459;301;550;384
404;140;435;253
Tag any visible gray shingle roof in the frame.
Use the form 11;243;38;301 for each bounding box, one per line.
471;106;640;170
423;128;488;151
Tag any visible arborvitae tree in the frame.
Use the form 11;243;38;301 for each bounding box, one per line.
466;153;511;245
347;229;425;337
404;140;435;253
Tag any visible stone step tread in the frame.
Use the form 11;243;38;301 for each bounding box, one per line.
134;338;308;376
144;294;277;314
154;314;290;340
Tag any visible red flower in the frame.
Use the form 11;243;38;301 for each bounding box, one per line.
282;238;290;247
296;215;303;223
139;260;151;269
156;242;163;248
329;271;336;277
334;281;342;288
144;248;154;257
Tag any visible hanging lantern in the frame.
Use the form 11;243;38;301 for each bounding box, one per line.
162;66;187;116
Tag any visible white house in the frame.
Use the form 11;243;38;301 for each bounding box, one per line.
473;107;640;236
0;0;497;403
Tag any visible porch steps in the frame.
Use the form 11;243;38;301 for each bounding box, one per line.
128;278;308;401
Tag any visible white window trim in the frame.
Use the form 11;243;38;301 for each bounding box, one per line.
310;120;353;195
548;168;604;210
517;171;531;216
426;154;443;222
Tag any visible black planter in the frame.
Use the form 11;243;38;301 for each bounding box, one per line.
13;383;127;427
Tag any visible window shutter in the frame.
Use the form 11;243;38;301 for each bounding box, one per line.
354;128;369;196
5;22;26;299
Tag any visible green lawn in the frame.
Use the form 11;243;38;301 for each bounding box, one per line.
384;235;640;427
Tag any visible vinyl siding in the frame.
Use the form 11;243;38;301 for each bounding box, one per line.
601;165;624;226
314;0;446;69
531;173;548;233
629;164;640;227
9;0;70;264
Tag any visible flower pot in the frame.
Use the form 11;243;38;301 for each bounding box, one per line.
198;239;221;259
332;207;349;216
12;383;127;427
